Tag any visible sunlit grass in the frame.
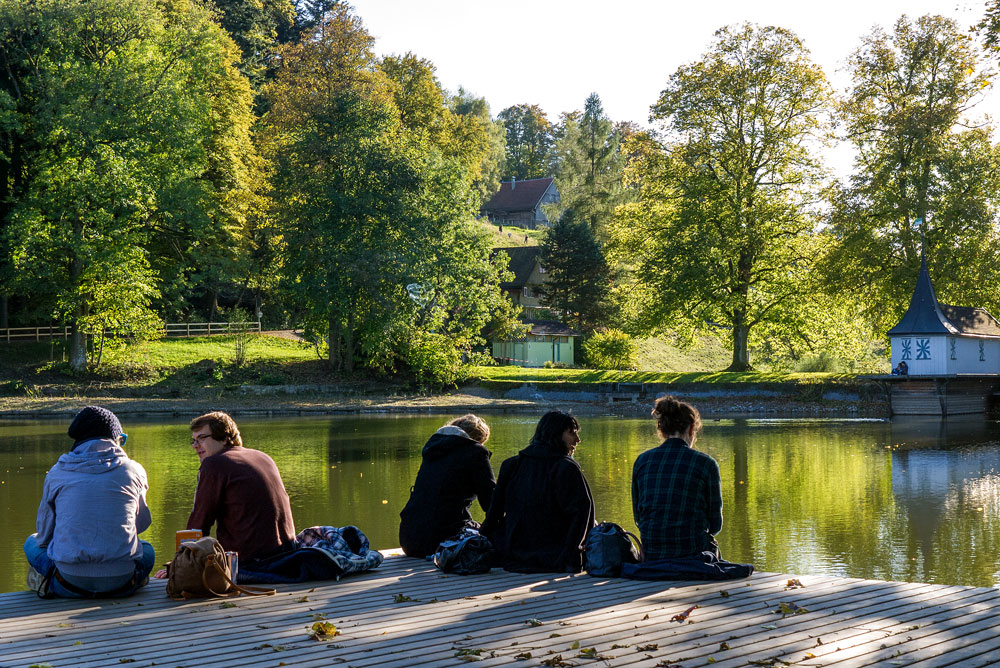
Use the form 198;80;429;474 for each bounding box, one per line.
137;335;315;368
470;365;854;384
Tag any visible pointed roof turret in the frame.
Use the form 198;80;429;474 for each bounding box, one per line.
887;255;958;336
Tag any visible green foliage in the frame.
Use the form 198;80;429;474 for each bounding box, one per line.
498;104;553;180
210;0;295;89
611;23;833;372
264;4;521;379
824;15;1000;333
538;210;614;332
550;94;625;238
583;329;638;370
220;307;256;367
403;331;463;388
0;0;258;370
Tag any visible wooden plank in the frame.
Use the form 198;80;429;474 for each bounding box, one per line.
1;557;999;668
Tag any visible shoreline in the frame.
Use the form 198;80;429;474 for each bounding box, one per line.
0;389;890;421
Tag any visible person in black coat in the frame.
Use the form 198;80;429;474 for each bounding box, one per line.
481;410;596;573
398;415;495;558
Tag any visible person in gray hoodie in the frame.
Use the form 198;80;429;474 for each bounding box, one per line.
24;406;154;597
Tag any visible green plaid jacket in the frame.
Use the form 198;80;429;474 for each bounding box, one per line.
632;438;723;559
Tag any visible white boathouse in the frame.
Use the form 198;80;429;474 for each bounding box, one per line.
888;256;1000;375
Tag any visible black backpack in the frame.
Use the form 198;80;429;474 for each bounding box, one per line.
433;528;494;575
584;522;643;577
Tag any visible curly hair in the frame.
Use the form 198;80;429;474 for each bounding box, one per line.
652;395;702;440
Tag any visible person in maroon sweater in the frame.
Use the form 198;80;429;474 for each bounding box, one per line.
187;412;296;562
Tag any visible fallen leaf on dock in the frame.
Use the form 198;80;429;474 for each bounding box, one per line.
611;644;629;649
28;664;54;668
761;624;778;630
309;621;340;641
393;593;415;603
296;596;310;603
569;641;580;649
219;602;236;609
540;655;575;667
641;613;650;620
514;651;533;660
576;648;602;659
119;660;136;664
311;613;327;620
775;601;808;615
719;642;730;650
670;605;698;622
784;579;805;590
525;618;543;626
720;591;730;598
637;644;659;651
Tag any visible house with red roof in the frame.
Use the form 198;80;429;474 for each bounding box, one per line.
481;177;560;229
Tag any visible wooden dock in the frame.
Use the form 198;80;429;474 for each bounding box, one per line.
1;553;999;667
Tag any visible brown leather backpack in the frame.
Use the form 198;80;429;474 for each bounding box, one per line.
165;536;274;599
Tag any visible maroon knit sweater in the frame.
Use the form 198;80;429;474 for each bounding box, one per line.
187;446;296;560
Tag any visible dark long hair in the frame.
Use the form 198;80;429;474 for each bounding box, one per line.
530;410;579;454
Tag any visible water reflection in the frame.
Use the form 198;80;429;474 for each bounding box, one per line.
0;414;998;593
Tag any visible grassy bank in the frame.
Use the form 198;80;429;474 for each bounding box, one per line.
0;334;405;399
468;365;854;384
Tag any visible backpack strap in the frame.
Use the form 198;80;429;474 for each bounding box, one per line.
204;555;276;597
623;530;645;563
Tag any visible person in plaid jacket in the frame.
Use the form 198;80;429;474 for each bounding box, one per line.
632;396;723;560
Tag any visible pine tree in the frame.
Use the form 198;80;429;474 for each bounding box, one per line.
538;209;614;332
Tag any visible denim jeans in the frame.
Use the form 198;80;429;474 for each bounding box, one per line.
24;533;155;598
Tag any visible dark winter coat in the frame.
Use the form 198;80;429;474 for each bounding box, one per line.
480;439;596;573
398;427;496;558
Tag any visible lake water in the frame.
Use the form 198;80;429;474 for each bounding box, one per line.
1;413;999;593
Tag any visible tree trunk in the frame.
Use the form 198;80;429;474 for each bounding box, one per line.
328;316;341;371
0;294;7;329
68;226;87;372
727;312;752;372
343;310;355;373
207;288;219;324
68;317;87;371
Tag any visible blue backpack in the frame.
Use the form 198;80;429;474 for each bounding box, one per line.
584;522;643;577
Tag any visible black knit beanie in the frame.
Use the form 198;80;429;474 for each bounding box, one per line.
67;406;123;444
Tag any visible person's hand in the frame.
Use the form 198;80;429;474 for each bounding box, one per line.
153;568;168;579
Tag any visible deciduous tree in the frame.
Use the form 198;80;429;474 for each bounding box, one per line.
825;14;1000;331
498;103;553;180
265;5;519;382
610;23;832;371
0;0;257;370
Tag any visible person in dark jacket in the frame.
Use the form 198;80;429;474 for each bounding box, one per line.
399;414;495;558
481;410;596;573
632;395;723;560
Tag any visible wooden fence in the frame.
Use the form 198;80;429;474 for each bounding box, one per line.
0;321;261;342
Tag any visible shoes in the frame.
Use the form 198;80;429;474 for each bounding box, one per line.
26;566;48;595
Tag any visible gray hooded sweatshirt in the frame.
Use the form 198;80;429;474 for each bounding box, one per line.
35;438;152;578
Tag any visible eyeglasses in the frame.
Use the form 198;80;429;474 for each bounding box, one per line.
191;433;215;445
